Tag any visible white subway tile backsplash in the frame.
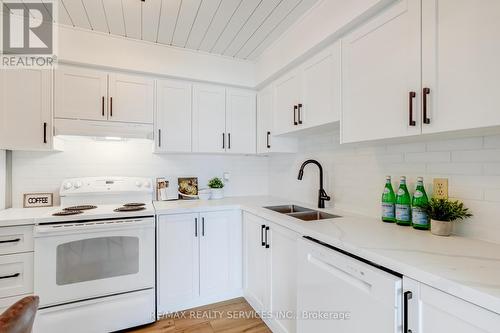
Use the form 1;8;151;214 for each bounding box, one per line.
405;152;451;163
452;149;500;162
386;142;426;153
483;135;500;149
427;163;483;175
269;131;500;244
426;137;483;152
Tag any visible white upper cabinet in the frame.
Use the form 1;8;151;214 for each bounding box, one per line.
274;70;301;135
55;65;108;121
1;69;53;151
273;42;341;136
226;88;256;155
341;0;422;143
301;43;341;130
155;79;192;153
257;86;297;154
55;65;153;124
421;0;500;134
108;74;154;124
404;277;500;333
193;84;257;154
192;84;227;153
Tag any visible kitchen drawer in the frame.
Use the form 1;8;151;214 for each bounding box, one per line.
0;253;34;298
0;225;34;255
0;294;32;314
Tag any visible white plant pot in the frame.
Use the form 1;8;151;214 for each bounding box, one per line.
210;188;224;200
431;219;453;236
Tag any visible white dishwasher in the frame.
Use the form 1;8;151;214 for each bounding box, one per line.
297;237;403;333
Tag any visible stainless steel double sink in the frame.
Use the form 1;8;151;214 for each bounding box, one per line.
264;205;341;221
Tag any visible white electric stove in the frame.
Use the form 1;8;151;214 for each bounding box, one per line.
33;177;156;333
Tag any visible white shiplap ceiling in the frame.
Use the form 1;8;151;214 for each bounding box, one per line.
50;0;320;60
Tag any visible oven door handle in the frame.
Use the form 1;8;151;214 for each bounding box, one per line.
34;219;154;237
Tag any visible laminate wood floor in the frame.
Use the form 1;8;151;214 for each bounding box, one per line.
127;298;272;333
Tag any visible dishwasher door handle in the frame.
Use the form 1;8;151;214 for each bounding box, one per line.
307;254;372;294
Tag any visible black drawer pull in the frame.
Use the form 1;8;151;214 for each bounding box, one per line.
265;226;270;249
0;273;20;280
0;238;20;244
261;225;266;246
298;103;303;124
423;87;431;124
293;105;298;125
408;92;416;126
266;131;271;149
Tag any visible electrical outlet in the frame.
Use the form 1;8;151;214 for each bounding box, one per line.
433;178;449;199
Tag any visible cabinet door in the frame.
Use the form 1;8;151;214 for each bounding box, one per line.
301;42;341;129
192;84;226;153
404;277;500;333
421;0;500;134
226;88;256;154
157;214;199;313
257;87;297;154
341;0;422;143
1;69;52;151
269;223;299;333
55;66;108;121
274;71;301;135
108;74;154;124
155;79;192;153
199;211;242;298
243;213;269;312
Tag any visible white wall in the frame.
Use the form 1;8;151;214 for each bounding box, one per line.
269;131;500;244
57;26;256;88
11;137;268;207
256;0;394;85
0;150;5;210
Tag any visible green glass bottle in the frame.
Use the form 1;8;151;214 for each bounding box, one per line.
412;177;430;230
381;176;396;222
396;176;411;226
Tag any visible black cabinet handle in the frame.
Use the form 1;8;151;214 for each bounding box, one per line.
423;87;431;124
228;133;231;149
0;273;20;280
261;225;266;246
195;218;198;237
408;92;416;126
222;133;225;149
110;97;113;117
158;129;162;147
101;96;105;117
0;238;20;244
265;226;270;249
43;122;47;144
293;105;298;125
266;131;271;149
298;103;303;124
202;217;205;237
404;291;413;333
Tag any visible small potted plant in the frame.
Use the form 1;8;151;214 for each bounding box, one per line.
208;177;224;200
423;198;473;236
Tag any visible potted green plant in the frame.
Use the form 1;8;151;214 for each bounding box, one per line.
423;198;473;236
208;177;225;200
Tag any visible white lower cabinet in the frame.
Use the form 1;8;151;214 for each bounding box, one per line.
243;212;299;333
157;210;242;315
404;277;500;333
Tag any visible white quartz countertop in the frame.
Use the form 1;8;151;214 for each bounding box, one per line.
0;207;57;227
154;196;500;315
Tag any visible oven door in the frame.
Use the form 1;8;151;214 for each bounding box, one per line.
34;218;155;308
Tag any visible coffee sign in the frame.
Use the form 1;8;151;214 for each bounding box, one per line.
23;193;53;208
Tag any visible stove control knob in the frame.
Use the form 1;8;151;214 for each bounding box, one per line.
144;181;151;188
74;181;83;189
135;181;143;188
63;182;73;190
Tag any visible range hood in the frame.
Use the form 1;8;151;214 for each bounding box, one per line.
54;119;154;140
